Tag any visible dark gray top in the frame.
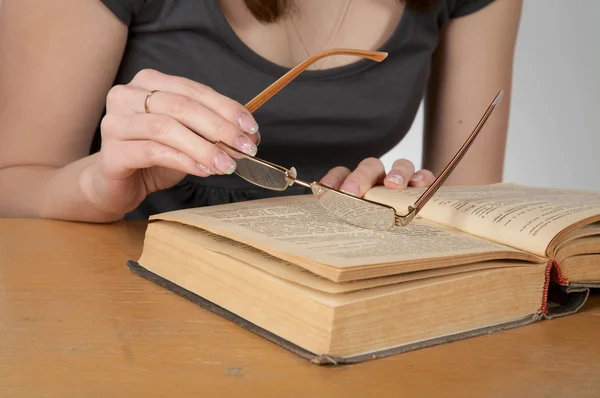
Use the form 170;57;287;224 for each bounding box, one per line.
95;0;495;219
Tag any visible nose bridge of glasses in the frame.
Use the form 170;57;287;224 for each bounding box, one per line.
290;175;311;189
245;49;388;113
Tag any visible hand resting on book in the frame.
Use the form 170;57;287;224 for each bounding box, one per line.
320;158;435;198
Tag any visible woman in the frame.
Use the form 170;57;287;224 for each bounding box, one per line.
0;0;522;222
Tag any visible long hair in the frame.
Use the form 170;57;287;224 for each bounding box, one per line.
243;0;437;23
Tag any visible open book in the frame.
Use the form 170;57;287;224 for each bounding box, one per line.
127;183;600;364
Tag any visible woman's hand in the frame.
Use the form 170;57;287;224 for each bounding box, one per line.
320;157;435;196
81;69;260;215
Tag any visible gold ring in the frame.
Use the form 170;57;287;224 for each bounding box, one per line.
144;90;159;113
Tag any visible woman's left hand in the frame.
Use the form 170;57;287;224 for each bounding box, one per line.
320;157;435;196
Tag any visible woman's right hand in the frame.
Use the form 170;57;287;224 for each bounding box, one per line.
80;68;260;215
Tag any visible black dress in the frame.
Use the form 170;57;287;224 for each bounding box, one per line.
94;0;495;219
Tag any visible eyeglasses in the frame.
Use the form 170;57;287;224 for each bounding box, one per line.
215;49;503;231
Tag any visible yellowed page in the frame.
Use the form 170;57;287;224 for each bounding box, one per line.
149;221;528;294
365;183;600;257
150;195;531;269
553;222;600;255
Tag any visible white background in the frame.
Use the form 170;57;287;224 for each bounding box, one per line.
382;0;600;191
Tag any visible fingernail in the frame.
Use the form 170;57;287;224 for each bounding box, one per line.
234;134;258;156
254;131;261;146
321;181;334;188
340;180;360;196
197;163;213;175
410;172;424;182
214;152;236;174
237;112;259;134
386;173;404;185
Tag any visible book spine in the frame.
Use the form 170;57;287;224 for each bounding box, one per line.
540;259;569;315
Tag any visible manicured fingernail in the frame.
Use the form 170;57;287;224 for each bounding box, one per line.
214;152;236;174
410;172;424;182
386;173;404;185
340;180;360;196
234;134;258;156
197;163;213;175
237;112;259;134
254;131;261;146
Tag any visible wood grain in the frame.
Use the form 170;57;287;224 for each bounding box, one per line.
1;219;599;397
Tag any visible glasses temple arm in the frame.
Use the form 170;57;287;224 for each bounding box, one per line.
408;90;505;216
244;49;388;113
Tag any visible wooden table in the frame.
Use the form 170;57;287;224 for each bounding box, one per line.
1;219;599;397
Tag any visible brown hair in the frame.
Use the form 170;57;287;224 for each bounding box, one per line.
243;0;437;23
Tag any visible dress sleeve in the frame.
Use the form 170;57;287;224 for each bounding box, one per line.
450;0;496;18
99;0;146;25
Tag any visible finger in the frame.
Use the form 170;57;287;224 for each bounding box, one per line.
100;140;214;181
146;89;261;149
319;166;352;189
383;159;416;189
101;114;237;175
409;169;436;187
106;84;260;151
339;158;386;197
129;69;260;135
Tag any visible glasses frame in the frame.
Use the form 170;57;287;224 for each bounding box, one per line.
215;48;504;229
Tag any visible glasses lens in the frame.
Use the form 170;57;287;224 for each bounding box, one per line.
216;142;289;190
311;184;396;230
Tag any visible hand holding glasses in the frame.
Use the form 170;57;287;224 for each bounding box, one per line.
214;49;503;231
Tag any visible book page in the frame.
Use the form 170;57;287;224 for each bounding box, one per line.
557;222;600;248
365;183;600;257
150;221;528;294
150;195;532;269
